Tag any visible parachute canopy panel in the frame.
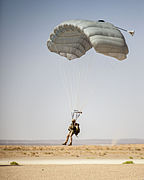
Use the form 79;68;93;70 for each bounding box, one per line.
47;20;129;60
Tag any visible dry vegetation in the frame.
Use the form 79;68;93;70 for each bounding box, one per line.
0;144;144;159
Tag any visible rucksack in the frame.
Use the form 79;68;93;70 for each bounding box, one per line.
74;123;80;136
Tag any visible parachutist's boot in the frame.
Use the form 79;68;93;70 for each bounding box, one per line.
62;142;67;145
62;134;69;145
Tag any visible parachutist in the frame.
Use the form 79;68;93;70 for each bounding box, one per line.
62;119;80;146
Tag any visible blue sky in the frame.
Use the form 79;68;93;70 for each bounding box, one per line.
0;0;144;140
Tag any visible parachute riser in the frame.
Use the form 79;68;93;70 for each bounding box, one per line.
71;110;82;121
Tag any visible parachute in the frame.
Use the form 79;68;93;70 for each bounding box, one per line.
47;19;129;60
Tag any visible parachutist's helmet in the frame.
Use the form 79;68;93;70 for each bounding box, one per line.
72;119;76;122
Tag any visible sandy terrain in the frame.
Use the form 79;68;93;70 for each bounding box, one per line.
0;144;144;159
0;144;144;180
0;164;144;180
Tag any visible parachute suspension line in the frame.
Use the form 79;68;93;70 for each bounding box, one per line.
69;64;75;111
62;36;74;112
54;41;76;113
52;43;72;112
62;59;88;116
58;61;73;113
67;60;80;112
69;58;92;114
51;42;72;112
76;68;81;109
60;61;79;113
78;59;91;111
77;60;88;111
75;62;81;110
67;63;77;112
115;26;135;36
72;64;76;106
63;65;73;111
71;59;89;112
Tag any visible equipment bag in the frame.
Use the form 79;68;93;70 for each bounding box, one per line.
75;123;80;135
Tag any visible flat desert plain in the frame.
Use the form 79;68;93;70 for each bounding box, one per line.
0;144;144;180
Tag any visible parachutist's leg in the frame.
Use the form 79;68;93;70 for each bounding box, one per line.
68;132;73;146
62;132;70;145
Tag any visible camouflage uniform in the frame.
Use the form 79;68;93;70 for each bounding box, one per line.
63;119;78;146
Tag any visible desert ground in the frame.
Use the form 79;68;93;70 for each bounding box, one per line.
0;144;144;160
0;144;144;180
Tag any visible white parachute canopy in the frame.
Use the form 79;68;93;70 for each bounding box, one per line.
47;19;129;60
